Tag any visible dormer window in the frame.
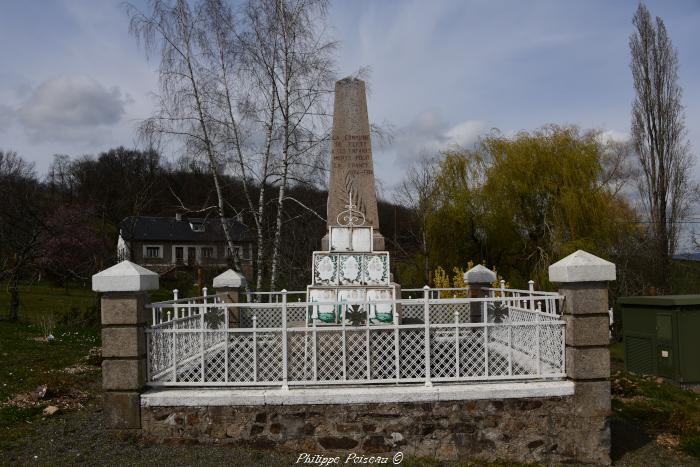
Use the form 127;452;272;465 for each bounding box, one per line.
190;222;205;232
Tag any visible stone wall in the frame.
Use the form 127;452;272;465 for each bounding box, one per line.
141;395;608;464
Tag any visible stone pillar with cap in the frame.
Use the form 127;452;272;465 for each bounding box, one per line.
92;260;159;429
548;250;615;465
464;265;497;323
213;269;247;327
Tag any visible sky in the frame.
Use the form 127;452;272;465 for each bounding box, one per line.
1;0;699;199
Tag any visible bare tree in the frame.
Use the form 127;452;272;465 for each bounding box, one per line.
598;137;636;197
394;156;440;284
127;0;249;290
630;3;694;292
264;0;336;291
129;0;335;294
199;0;335;292
200;0;279;292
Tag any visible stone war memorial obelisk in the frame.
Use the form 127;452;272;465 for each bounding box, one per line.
323;77;384;251
308;77;399;324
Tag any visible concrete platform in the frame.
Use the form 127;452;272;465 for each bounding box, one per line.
141;380;574;406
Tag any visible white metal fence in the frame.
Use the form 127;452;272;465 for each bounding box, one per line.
145;287;565;388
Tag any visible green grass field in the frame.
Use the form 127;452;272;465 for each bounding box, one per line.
0;281;97;325
0;282;109;447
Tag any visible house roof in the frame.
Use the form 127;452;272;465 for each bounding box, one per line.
119;216;252;243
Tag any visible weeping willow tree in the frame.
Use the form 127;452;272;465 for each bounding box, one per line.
424;148;487;279
423;125;640;289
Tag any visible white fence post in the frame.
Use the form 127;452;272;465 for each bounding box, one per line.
200;296;205;383
454;309;460;378
224;298;229;384
423;285;432;387
281;289;289;390
312;317;317;382
394;302;400;381
342;303;348;382
173;289;179;319
252;315;258;382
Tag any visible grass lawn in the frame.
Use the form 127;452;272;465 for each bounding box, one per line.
0;281;97;325
610;341;700;464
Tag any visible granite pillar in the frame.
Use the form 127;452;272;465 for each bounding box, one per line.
92;261;159;429
549;250;615;465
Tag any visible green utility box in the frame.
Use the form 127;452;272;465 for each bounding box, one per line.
618;295;700;383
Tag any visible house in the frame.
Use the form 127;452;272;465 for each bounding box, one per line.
117;214;254;278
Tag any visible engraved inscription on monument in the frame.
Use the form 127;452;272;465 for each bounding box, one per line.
327;78;380;240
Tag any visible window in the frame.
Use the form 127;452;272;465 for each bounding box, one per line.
145;246;161;258
175;247;184;261
190;222;205;232
226;245;241;258
201;247;215;259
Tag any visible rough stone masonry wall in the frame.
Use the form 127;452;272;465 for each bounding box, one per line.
141;395;608;464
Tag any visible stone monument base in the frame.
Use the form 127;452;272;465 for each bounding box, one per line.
140;381;609;464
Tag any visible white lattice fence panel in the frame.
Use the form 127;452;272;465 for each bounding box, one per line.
287;304;307;324
174;331;202;383
256;332;283;382
346;329;368;381
540;323;564;372
176;358;201;383
459;328;485;377
401;303;423;321
450;302;471;323
508;307;537;323
174;327;201;364
240;307;283;328
427;303;454;323
316;330;344;381
510;325;537;376
399;329;425;379
287;331;313;381
370;330;396;380
430;329;457;378
228;333;255;382
487;327;510;376
146;291;566;387
204;334;227;382
147;327;174;381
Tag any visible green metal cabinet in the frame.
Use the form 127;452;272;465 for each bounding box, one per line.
618;295;700;383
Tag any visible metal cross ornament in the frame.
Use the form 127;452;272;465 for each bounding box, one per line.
336;189;366;227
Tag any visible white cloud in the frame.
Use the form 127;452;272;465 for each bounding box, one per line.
15;76;131;143
597;129;631;144
444;120;485;148
390;110;485;165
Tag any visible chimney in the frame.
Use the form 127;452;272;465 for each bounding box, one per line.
175;212;182;222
